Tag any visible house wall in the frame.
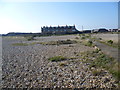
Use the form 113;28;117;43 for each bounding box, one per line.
41;26;78;34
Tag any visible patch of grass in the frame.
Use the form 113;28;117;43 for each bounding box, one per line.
99;38;102;40
97;39;120;49
107;40;113;45
109;69;120;81
24;36;35;41
81;50;119;81
75;37;79;39
81;36;86;39
48;56;67;62
12;43;28;46
83;40;94;47
91;69;102;76
40;39;77;45
59;62;67;67
93;48;101;53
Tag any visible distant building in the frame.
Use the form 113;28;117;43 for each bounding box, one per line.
92;28;108;33
82;30;92;33
41;25;79;34
109;29;119;32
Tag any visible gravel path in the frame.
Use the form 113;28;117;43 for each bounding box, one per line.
92;34;119;61
2;35;118;88
94;41;119;61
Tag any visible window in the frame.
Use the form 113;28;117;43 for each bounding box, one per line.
72;29;76;31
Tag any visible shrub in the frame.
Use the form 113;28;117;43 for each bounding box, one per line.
59;62;67;66
48;56;67;62
93;48;101;53
99;38;102;40
24;36;35;41
81;36;86;39
75;37;79;39
84;40;93;47
107;40;113;44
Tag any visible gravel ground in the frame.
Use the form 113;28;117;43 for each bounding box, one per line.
2;35;118;88
92;34;118;43
92;34;119;61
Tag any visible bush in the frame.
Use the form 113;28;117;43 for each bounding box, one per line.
84;40;93;47
81;36;86;39
24;36;35;41
107;40;113;44
93;48;101;53
59;62;67;66
48;56;67;62
75;37;79;39
99;38;102;40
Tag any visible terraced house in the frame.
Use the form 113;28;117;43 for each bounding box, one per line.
41;25;78;34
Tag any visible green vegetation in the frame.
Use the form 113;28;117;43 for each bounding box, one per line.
48;56;67;62
91;69;102;76
81;36;86;39
40;39;77;45
78;34;95;47
79;34;91;40
12;39;77;46
107;40;113;44
82;40;94;47
24;36;35;41
12;43;28;46
59;62;67;67
98;39;120;49
75;37;79;39
81;49;120;82
48;56;78;62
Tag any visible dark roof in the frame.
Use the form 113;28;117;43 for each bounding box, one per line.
42;25;76;30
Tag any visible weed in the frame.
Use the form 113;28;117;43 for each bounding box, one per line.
84;40;94;47
92;69;102;76
75;37;79;39
81;36;86;39
48;56;67;62
59;62;67;66
107;40;113;44
24;36;35;41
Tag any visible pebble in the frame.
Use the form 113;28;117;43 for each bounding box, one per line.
2;36;118;88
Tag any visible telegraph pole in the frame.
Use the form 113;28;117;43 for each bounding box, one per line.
82;26;83;31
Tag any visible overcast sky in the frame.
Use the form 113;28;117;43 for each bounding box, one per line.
0;1;118;34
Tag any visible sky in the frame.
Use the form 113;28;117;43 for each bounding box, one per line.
0;1;118;34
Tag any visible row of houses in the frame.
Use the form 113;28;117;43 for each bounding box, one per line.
41;25;79;34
